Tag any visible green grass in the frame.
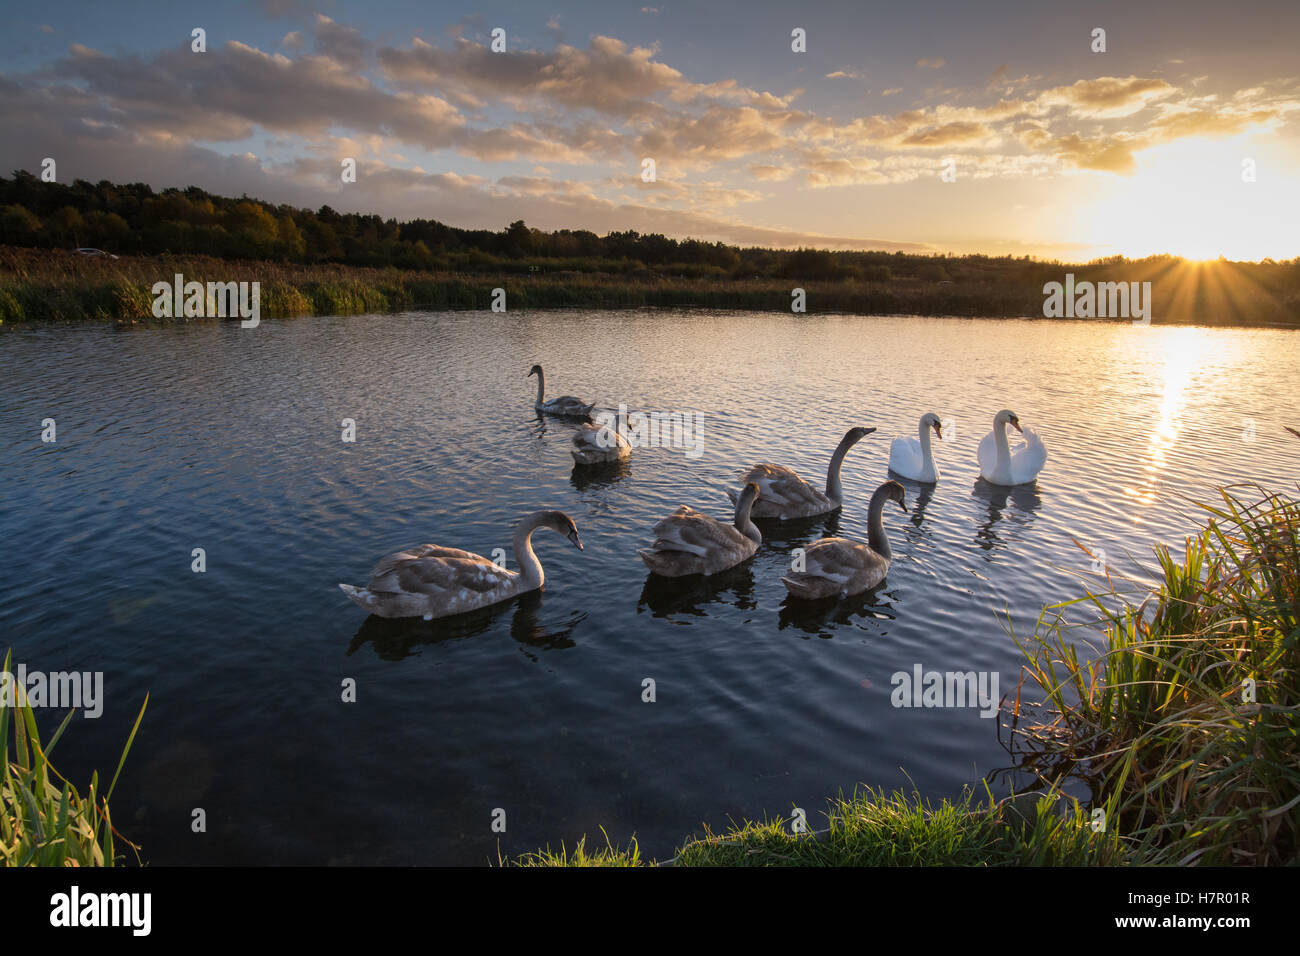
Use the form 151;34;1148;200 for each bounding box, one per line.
510;786;1121;866
1;649;148;866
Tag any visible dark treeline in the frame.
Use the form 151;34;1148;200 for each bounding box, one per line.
2;171;1299;299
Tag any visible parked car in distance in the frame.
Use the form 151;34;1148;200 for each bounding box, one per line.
75;247;120;259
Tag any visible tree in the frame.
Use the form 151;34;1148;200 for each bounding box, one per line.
0;204;41;244
504;219;533;257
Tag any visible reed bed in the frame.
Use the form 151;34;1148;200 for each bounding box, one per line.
4;246;1294;325
1;650;148;866
1009;484;1300;865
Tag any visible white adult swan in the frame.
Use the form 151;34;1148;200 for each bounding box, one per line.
727;426;876;519
782;481;908;600
639;483;762;577
572;408;632;465
529;365;594;418
888;413;944;482
339;511;583;620
977;409;1047;486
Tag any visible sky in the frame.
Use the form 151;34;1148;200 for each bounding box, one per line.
2;0;1298;261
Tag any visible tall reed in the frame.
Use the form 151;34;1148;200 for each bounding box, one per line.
1;650;148;866
1009;484;1300;864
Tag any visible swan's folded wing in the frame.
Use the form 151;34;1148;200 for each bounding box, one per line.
388;554;515;595
368;544;478;579
367;545;513;593
738;463;822;508
573;423;622;450
649;508;740;555
802;538;883;580
976;430;998;474
1011;426;1048;481
650;505;703;538
889;436;920;473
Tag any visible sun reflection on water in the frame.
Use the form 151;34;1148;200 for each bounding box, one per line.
1124;328;1214;512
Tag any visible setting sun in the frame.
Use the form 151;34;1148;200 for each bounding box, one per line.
1077;136;1300;261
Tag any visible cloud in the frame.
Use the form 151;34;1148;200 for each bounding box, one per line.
57;40;466;149
379;34;792;120
312;14;371;70
1038;76;1175;118
916;58;945;69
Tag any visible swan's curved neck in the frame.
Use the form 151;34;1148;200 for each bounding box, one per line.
994;418;1012;471
917;420;935;471
866;486;893;558
512;516;548;589
733;492;762;545
824;433;858;503
533;369;546;405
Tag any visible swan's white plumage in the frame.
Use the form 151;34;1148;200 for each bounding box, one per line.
977;415;1047;485
889;437;928;480
888;413;943;482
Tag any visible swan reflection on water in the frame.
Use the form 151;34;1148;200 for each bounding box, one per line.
886;480;936;536
972;478;1043;554
347;589;585;660
776;581;897;636
749;510;842;550
569;458;631;490
637;562;758;618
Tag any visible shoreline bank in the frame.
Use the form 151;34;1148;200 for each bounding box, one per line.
3;247;1297;327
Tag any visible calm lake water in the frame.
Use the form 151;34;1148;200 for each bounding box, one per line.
2;310;1298;865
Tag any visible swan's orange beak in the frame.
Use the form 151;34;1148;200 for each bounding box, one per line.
1009;418;1023;433
933;422;943;440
